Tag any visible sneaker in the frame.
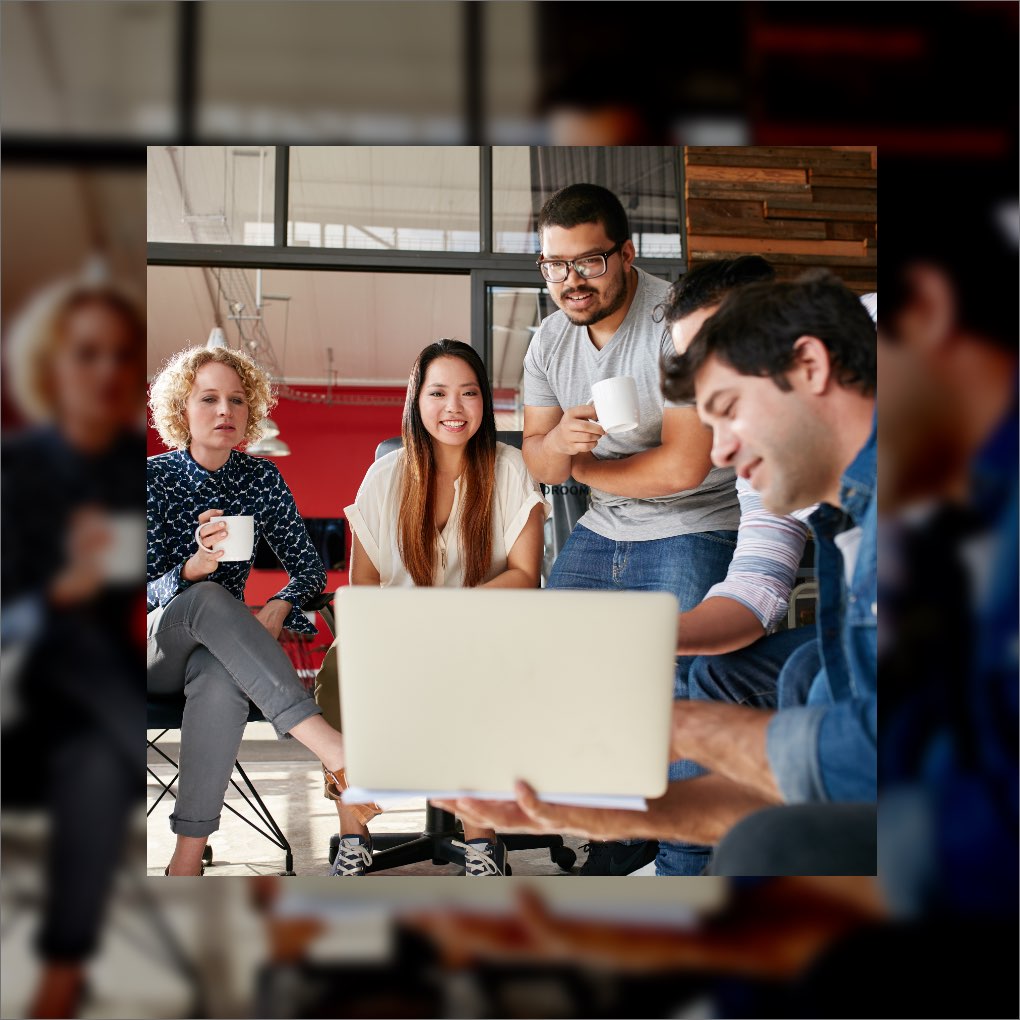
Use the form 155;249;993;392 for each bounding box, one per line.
454;838;507;876
579;840;659;876
330;834;372;876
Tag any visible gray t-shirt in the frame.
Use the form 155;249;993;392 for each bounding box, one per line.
523;267;739;541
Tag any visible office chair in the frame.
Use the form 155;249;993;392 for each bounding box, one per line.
787;533;818;630
318;430;586;875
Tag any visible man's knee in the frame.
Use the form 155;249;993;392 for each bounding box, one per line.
710;803;877;876
686;655;717;701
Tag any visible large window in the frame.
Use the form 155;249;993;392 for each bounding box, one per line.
288;147;481;252
147;146;686;398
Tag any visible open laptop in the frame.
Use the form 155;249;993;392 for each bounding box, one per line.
335;586;679;810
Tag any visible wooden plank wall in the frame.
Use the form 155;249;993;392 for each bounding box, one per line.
683;146;877;294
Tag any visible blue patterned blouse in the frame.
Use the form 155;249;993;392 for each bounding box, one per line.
147;448;325;634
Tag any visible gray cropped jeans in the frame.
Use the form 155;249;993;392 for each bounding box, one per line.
147;582;321;837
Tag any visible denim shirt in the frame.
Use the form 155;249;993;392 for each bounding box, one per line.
147;449;325;635
766;412;878;802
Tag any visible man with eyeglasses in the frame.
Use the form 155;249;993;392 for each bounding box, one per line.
522;183;741;876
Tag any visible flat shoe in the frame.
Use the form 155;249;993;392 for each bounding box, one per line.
322;765;382;825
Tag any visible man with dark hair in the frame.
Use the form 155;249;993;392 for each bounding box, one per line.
650;256;818;876
444;270;878;875
874;169;1017;919
522;184;741;875
656;254;776;328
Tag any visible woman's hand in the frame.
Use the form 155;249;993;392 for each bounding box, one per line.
182;508;227;581
49;506;111;606
255;599;292;639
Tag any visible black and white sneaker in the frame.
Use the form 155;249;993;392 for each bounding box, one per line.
330;834;372;876
454;838;507;876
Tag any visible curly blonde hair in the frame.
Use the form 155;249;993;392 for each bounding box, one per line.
148;346;276;450
4;276;145;423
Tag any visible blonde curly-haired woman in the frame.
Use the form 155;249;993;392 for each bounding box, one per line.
147;345;347;877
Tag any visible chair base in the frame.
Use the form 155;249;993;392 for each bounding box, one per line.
328;805;576;874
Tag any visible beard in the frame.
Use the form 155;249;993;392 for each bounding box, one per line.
559;265;631;327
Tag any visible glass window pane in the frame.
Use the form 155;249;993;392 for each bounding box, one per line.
147;265;470;386
3;2;177;138
493;146;682;258
487;284;556;430
196;4;465;142
289;147;480;252
147;146;275;244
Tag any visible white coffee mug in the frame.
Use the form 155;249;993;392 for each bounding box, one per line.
194;514;255;561
101;512;147;583
591;376;640;435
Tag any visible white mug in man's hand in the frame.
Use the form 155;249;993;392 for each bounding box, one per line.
591;376;640;435
194;514;255;561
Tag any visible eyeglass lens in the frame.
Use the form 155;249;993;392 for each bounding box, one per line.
540;254;607;283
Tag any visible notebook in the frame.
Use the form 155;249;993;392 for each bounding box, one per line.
335;586;679;810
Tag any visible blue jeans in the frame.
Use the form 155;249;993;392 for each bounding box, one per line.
549;524;738;859
547;524;737;605
657;625;817;875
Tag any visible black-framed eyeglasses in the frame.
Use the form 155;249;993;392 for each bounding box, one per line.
535;243;622;284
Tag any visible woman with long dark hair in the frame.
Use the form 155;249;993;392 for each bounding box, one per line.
316;339;548;876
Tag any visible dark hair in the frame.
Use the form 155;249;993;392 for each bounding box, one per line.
662;270;877;403
655;256;776;325
399;340;497;589
879;162;1017;351
537;183;631;248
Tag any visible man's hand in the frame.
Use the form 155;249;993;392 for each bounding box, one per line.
435;781;657;841
546;405;604;457
404;877;887;978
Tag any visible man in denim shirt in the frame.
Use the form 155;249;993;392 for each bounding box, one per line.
442;271;877;874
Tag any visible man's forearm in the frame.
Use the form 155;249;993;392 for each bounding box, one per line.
645;774;777;845
523;434;574;485
573;447;710;498
672;701;782;801
676;598;766;656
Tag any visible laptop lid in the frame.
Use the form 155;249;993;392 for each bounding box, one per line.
335;586;678;808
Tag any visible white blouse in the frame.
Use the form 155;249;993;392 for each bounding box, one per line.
344;442;550;587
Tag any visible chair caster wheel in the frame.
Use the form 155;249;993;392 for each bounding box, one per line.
202;846;213;864
551;847;577;871
328;833;340;866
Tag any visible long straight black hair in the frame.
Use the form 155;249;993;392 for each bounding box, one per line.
398;340;496;587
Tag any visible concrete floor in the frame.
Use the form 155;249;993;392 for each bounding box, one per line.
147;722;589;878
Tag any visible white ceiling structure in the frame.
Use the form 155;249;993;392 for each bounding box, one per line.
147;264;474;387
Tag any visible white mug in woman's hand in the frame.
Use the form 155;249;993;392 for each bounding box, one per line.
194;514;255;561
